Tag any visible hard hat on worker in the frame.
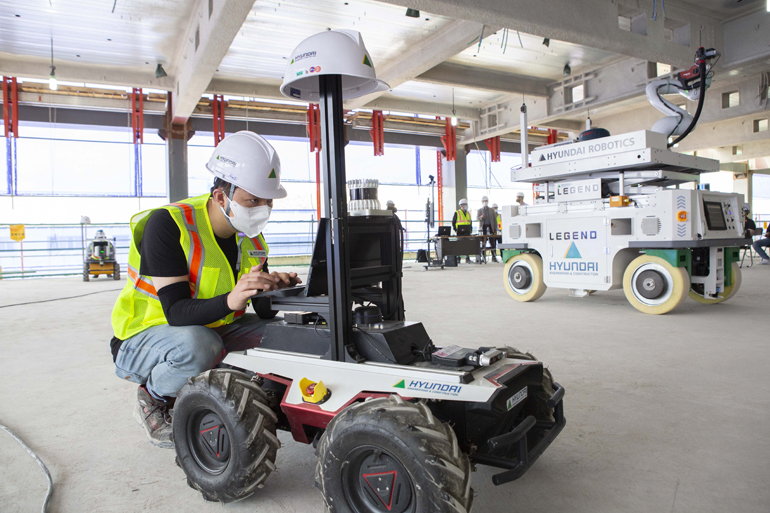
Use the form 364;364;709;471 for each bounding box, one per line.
516;192;525;198
492;203;498;209
481;195;488;202
459;198;468;206
280;29;389;102
206;131;287;200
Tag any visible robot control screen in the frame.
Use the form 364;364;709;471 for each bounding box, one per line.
703;201;727;231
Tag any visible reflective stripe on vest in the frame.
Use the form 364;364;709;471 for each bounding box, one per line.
111;193;269;340
168;202;206;298
126;264;158;300
456;209;471;225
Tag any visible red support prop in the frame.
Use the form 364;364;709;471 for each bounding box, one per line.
547;129;558;145
130;88;144;144
2;77;19;138
369;110;384;156
212;94;226;146
484;136;501;162
307;104;322;220
440;117;457;162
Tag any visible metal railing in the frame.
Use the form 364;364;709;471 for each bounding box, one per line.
0;210;454;278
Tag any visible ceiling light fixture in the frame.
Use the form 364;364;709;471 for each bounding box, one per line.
49;38;57;91
542;37;550;47
405;8;420;18
155;63;167;78
563;63;571;77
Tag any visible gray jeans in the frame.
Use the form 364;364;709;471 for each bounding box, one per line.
753;238;770;260
114;314;279;397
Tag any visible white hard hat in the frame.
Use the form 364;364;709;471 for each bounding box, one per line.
492;203;498;209
280;29;389;102
459;198;468;205
516;192;525;198
481;195;489;202
206;131;287;200
386;200;395;207
742;205;750;213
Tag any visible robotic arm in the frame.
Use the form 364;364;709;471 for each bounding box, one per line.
647;47;719;147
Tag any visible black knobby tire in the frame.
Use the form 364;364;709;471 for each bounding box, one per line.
316;395;473;513
113;263;121;281
499;346;554;423
83;263;90;282
173;369;281;503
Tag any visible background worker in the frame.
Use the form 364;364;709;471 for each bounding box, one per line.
110;131;301;448
744;205;757;237
516;191;527;206
476;196;498;262
492;203;501;260
746;206;770;265
452;198;472;263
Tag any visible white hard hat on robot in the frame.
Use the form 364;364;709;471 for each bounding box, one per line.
280;29;389;102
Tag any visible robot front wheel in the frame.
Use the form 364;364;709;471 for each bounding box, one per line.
623;255;690;315
503;253;547;302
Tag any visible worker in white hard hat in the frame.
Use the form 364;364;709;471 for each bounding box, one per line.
110;130;301;448
476;195;498;262
452;199;473;263
516;192;528;206
386;200;397;214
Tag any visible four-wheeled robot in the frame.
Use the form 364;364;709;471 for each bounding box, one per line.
171;30;565;512
499;47;751;314
83;229;120;281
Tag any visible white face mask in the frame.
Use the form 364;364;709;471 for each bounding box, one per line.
482;201;488;207
220;197;271;238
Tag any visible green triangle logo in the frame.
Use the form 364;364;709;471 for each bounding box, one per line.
290;58;294;65
216;155;220;160
268;168;276;179
565;242;582;259
393;380;405;389
363;54;372;67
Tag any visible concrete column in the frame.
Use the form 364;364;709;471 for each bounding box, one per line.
166;127;189;203
439;149;468;222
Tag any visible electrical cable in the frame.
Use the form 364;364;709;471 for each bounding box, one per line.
0;288;123;309
668;57;708;148
0;424;53;513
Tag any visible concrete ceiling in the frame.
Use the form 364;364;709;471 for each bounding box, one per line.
0;0;190;70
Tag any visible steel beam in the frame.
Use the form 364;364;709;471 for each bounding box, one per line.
374;0;722;69
0;52;175;91
345;20;500;110
170;0;255;123
415;62;550;97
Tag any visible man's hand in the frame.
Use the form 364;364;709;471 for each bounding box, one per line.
270;271;302;289
227;263;281;311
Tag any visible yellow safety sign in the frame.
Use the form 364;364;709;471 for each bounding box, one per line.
9;224;25;242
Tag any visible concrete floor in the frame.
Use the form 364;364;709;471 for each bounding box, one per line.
1;262;769;512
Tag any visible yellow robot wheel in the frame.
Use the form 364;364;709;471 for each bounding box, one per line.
503;253;547;302
623;255;690;315
688;262;742;304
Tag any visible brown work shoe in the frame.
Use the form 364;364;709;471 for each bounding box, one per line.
133;386;174;449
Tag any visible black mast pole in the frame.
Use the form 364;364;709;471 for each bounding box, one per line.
318;74;354;362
